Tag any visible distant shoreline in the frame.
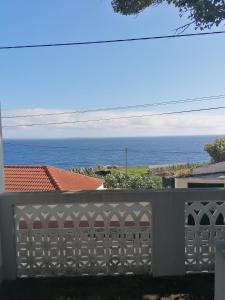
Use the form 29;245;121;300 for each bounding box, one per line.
4;136;212;169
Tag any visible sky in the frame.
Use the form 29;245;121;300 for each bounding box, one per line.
1;0;225;138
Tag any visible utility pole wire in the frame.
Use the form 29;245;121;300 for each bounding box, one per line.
0;31;225;51
3;105;225;128
3;94;225;119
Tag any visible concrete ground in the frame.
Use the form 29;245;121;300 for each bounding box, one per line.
0;274;214;300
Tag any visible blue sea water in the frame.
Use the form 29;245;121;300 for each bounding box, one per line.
3;136;223;169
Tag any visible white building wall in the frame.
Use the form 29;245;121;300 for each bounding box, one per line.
175;177;225;188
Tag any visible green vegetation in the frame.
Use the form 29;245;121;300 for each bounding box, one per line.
70;167;97;177
148;163;207;177
110;163;206;178
70;162;207;189
112;0;225;30
70;167;162;189
112;166;149;176
204;137;225;163
104;173;163;189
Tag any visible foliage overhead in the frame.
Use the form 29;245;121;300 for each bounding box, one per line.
111;0;225;30
204;137;225;163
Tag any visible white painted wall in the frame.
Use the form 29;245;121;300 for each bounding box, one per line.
97;184;105;190
175;177;225;188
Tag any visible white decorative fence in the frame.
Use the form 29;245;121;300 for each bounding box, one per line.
185;201;225;273
0;189;225;281
14;202;152;277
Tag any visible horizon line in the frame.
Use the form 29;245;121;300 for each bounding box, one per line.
3;134;225;140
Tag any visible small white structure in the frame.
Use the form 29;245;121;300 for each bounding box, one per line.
175;176;225;188
175;162;225;188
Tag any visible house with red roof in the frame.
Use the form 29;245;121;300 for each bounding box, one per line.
4;165;104;192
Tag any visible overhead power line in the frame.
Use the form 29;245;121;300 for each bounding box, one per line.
0;31;225;51
4;105;225;128
3;94;225;119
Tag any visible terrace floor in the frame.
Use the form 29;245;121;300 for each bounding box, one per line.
0;274;214;300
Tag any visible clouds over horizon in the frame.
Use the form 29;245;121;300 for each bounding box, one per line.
2;108;225;139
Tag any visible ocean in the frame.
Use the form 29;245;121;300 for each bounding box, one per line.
3;135;222;169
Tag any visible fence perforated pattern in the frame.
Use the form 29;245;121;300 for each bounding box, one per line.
14;202;152;277
185;201;225;273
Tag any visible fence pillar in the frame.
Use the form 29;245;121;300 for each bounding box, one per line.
0;196;17;280
215;242;225;300
151;193;185;277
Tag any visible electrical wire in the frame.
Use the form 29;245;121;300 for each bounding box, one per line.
4;105;225;128
1;30;225;50
3;94;225;119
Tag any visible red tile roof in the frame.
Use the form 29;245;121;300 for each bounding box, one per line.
4;165;104;192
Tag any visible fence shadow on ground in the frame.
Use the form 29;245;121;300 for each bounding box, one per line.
0;274;214;300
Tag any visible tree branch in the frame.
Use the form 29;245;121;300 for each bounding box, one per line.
174;21;195;34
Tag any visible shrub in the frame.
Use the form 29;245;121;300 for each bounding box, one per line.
70;167;163;189
204;137;225;163
104;173;163;189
